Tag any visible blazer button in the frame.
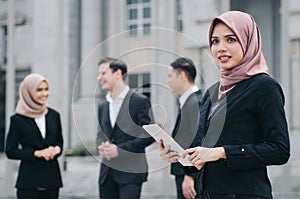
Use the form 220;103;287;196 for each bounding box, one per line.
241;148;245;152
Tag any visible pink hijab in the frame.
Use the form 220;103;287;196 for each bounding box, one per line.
15;73;48;118
208;11;269;98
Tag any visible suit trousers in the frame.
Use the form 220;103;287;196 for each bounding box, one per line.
99;172;142;199
203;192;269;199
17;188;59;199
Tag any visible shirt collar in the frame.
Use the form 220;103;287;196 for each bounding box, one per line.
179;85;199;108
106;85;130;103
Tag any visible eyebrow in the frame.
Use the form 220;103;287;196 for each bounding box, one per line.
225;33;237;37
36;86;48;90
212;33;236;38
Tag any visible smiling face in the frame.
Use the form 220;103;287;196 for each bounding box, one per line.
210;22;244;70
32;81;49;105
98;62;119;92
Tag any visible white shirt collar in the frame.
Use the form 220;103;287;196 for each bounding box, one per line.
179;85;199;108
106;85;130;103
105;85;130;127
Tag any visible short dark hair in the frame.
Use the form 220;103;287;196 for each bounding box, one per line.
98;57;115;65
98;57;127;76
170;57;196;82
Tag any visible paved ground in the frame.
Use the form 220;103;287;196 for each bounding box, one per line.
1;132;300;199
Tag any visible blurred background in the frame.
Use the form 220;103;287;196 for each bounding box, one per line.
0;0;300;198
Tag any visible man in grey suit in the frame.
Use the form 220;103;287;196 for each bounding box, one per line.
167;57;202;199
96;57;154;199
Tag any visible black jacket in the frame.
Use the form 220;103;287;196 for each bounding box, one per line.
96;90;154;185
5;108;63;189
171;90;202;176
185;74;290;198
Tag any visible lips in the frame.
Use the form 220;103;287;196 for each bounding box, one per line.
218;55;231;63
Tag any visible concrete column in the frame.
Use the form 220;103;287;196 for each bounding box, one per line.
80;0;102;98
106;0;125;57
150;0;177;196
71;0;102;147
279;0;291;193
151;0;177;131
32;0;71;152
5;0;15;195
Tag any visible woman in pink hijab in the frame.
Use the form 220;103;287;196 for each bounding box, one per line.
6;73;63;199
159;11;290;199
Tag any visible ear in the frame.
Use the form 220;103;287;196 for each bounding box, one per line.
179;71;187;81
115;69;123;79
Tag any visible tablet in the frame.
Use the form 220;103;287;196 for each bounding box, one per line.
143;124;192;166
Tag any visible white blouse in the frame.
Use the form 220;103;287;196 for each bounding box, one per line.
35;116;46;139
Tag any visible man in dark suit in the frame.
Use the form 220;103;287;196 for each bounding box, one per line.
96;57;154;199
167;58;202;199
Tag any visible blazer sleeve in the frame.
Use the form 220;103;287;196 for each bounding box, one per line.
54;112;64;157
223;80;290;171
6;116;36;160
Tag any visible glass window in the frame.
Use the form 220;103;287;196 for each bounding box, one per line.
129;24;138;36
129;9;138;19
143;7;151;18
127;73;151;98
129;74;138;88
176;0;183;32
127;0;138;5
1;26;7;66
143;23;150;35
127;0;151;37
0;68;30;152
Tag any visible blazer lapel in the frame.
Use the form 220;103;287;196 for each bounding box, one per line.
25;117;46;146
102;102;113;138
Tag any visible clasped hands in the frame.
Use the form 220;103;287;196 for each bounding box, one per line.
34;146;61;161
98;141;118;160
158;140;226;170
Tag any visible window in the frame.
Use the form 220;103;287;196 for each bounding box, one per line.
0;69;5;152
127;73;151;98
175;0;183;32
127;0;151;37
0;26;7;66
0;68;30;152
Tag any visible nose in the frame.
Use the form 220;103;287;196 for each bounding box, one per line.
98;73;102;80
217;41;227;52
41;90;49;97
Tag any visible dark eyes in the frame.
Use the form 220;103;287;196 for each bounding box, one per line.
36;87;49;92
211;36;237;44
211;38;218;44
227;37;237;42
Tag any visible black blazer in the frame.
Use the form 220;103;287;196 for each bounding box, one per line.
5;108;63;189
171;90;202;176
96;90;154;185
185;74;290;198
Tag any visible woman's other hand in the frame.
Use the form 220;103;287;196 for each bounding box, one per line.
158;139;180;163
